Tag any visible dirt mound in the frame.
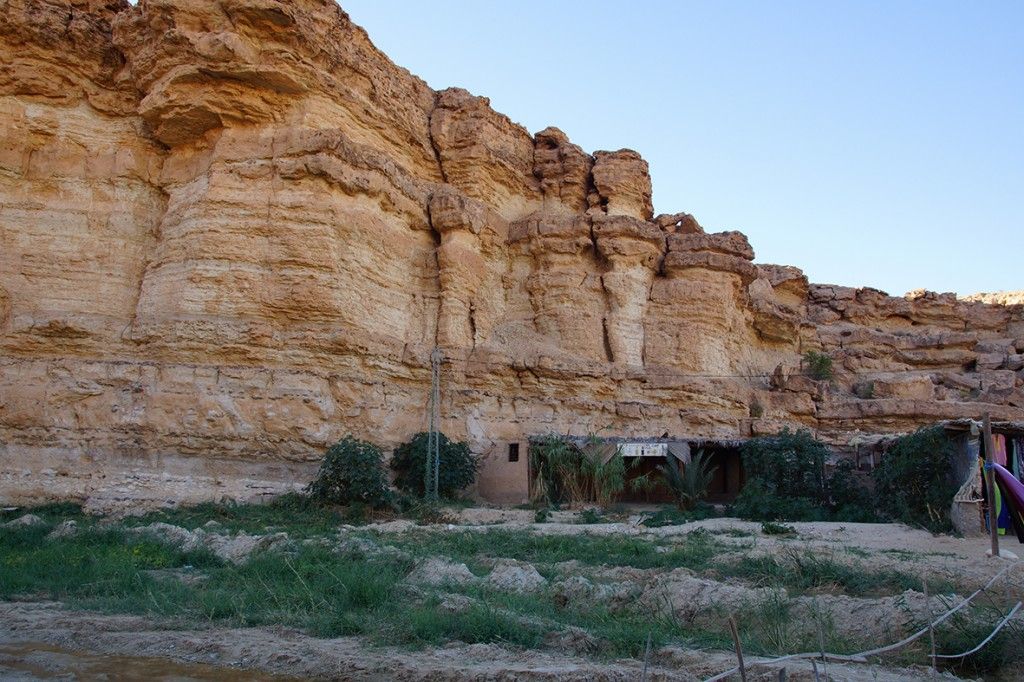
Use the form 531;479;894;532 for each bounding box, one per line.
1;514;44;529
487;559;548;593
407;557;477;587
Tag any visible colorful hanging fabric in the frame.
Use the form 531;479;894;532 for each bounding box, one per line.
993;434;1008;467
988;463;1024;543
980;449;1012;536
1015;438;1024;483
992;435;1011;533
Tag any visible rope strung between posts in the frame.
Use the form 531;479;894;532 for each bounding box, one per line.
934;601;1022;660
703;562;1018;682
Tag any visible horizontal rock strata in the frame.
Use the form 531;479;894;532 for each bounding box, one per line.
1;0;1021;506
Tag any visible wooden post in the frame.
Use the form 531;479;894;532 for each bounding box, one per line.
728;616;747;682
924;575;936;673
816;621;829;681
983;413;1000;559
641;631;651;682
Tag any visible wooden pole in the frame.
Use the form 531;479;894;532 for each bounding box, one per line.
641;631;652;682
816;621;829;681
924;575;936;673
983;413;999;558
728;616;747;682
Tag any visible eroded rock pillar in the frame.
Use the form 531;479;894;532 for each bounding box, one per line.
430;188;496;349
593;215;664;366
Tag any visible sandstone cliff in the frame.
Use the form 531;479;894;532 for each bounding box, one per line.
1;0;1021;507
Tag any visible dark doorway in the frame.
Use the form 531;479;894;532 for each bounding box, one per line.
705;446;745;503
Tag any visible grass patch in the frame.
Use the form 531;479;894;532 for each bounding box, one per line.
0;524;219;604
384;599;545;648
0;521;424;641
639;505;717;528
382;528;723;572
123;493;347;538
930;600;1024;676
716;549;954;597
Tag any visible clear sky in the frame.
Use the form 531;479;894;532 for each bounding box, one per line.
343;1;1022;296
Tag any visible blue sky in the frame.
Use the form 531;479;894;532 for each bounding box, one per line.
344;1;1022;296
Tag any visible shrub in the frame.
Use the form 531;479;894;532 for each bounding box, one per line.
735;484;830;522
803;350;834;381
307;436;393;509
735;429;876;522
640;503;717;527
734;429;830;521
852;381;875;399
660;449;716;511
761;521;796;536
390;432;478;499
828;459;878;522
577;508;607;524
873;426;957;532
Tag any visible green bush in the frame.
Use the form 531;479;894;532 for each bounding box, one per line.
873;426;956;532
734;429;830;521
734;429;876;522
828;459;878;522
390;432;478;499
803;350;834;381
760;521;796;536
735;484;830;522
307;436;393;509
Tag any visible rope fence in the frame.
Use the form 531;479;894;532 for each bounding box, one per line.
704;563;1019;681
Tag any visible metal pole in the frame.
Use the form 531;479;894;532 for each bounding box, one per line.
983;413;999;559
425;348;442;502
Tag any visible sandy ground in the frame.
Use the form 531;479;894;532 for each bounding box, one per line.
0;601;950;681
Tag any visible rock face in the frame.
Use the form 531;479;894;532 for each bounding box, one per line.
1;0;1021;507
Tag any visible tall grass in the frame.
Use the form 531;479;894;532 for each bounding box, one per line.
383;527;722;573
718;548;954;598
124;492;345;537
